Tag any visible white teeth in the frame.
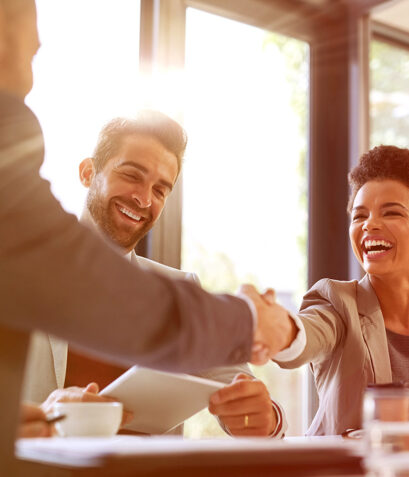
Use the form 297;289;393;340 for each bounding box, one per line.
119;207;141;221
364;239;392;250
367;250;384;256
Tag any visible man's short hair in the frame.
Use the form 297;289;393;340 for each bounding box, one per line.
348;145;409;212
92;111;187;174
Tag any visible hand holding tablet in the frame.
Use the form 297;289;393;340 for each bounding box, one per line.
100;366;224;434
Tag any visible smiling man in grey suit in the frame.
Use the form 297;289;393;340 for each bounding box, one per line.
0;0;298;449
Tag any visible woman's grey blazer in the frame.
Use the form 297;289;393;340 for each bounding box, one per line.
276;275;392;435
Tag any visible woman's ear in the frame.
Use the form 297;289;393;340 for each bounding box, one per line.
79;158;95;187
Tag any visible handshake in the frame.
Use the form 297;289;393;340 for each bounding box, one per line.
237;284;298;366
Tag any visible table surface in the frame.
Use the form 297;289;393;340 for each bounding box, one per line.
14;435;366;477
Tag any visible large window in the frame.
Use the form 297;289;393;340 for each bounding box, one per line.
27;0;141;216
370;37;409;147
182;8;309;437
28;0;311;437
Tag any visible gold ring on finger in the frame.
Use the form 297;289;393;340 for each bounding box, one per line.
244;415;249;428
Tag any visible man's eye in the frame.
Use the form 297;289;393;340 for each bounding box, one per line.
154;188;165;199
122;172;138;180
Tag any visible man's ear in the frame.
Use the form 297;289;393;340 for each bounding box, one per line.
79;158;95;188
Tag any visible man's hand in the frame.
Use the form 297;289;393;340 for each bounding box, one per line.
238;285;297;365
18;403;52;438
208;373;276;437
41;382;133;427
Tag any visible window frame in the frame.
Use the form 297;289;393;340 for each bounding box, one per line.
140;0;392;431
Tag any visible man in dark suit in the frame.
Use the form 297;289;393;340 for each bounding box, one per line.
0;0;297;440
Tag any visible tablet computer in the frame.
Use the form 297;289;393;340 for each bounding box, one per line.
100;366;224;434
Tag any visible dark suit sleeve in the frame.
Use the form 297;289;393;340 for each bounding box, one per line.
0;93;253;372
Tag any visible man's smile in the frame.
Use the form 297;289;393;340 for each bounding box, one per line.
115;203;147;224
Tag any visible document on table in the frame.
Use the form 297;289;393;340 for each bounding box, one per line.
99;366;224;434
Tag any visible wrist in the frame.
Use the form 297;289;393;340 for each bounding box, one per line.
269;400;285;438
238;294;258;334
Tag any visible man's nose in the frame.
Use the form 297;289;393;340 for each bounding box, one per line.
132;187;152;208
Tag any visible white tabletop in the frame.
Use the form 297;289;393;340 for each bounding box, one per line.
16;435;363;470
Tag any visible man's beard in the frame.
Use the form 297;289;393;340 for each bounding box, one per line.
86;186;152;251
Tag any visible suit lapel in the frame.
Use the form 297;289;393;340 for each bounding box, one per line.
130;250;139;266
357;275;392;383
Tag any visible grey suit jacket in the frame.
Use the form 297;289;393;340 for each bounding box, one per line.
130;252;252;381
276;275;391;435
0;92;253;374
23;252;251;404
23;251;252;437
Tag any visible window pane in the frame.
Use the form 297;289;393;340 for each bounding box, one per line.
370;39;409;147
182;8;309;437
27;0;141;216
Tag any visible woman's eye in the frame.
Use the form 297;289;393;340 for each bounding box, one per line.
384;211;402;217
352;214;365;221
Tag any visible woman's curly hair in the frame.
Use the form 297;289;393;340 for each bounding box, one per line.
348;145;409;212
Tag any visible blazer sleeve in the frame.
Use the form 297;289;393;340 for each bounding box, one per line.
0;93;253;373
275;279;348;369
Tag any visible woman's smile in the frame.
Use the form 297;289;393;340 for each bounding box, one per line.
349;179;409;278
361;236;393;260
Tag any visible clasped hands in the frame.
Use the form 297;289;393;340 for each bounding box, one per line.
237;284;297;366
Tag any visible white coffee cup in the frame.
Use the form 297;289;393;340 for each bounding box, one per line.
53;402;123;437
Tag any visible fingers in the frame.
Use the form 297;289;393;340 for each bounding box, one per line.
42;384;117;414
239;285;277;305
83;383;132;427
18;420;51;438
120;410;134;427
232;373;252;384
251;343;271;366
80;392;114;403
210;379;265;407
262;288;276;304
209;378;275;437
239;282;296;363
19;403;52;438
219;412;274;436
84;382;99;394
20;403;47;422
238;284;258;297
209;394;270;416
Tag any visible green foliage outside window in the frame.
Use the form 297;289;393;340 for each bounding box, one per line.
370;40;409;148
